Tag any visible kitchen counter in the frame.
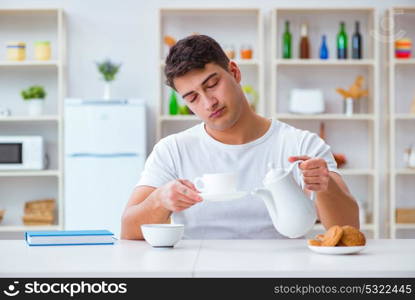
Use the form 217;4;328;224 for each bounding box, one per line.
0;239;414;278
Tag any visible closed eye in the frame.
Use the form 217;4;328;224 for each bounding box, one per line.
189;94;198;103
206;80;218;89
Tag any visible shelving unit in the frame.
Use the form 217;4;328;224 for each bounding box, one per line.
157;8;264;140
0;8;65;234
388;7;415;239
272;8;380;238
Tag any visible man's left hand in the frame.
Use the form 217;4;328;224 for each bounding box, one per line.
288;156;330;192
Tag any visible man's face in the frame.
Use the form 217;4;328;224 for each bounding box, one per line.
173;62;244;131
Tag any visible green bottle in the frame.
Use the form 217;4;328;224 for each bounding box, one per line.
169;89;179;115
282;20;292;59
337;21;348;59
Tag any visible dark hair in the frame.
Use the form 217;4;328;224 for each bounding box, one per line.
164;35;230;89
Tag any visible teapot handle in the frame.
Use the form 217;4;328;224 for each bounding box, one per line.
289;160;316;201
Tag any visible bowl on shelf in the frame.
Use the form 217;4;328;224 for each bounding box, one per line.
141;224;184;248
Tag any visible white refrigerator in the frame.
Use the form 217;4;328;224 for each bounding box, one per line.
64;98;146;238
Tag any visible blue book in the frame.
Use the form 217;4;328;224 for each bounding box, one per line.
25;230;115;246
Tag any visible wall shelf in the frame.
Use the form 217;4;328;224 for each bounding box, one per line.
0;60;59;67
312;223;375;231
161;59;260;67
339;169;375;176
395;224;415;230
393;59;415;65
0;170;60;177
0;115;59;122
274;59;375;66
395;169;415;175
160;115;200;121
0;225;61;232
393;114;415;120
275;113;374;120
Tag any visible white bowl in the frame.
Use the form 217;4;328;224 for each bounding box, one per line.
141;224;184;248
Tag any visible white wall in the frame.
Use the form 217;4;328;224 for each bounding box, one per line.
1;0;414;238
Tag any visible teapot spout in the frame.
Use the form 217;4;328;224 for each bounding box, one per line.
252;188;279;227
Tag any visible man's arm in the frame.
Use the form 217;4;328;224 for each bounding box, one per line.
289;155;359;229
121;180;202;240
315;172;359;229
120;186;171;240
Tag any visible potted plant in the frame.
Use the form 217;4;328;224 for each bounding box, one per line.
336;75;368;116
21;85;46;116
96;59;122;100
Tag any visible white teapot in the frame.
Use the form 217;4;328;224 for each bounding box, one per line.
252;161;317;238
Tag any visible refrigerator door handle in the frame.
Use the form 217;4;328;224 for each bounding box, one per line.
67;153;139;158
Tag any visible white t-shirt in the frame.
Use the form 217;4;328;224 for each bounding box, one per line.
136;119;339;239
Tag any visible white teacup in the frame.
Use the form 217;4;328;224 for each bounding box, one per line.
194;172;237;194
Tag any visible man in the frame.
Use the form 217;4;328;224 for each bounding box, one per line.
121;35;359;240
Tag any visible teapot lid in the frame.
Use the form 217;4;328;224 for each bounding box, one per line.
263;162;286;185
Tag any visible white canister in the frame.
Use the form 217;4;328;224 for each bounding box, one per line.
34;41;51;61
409;146;415;168
356;199;366;228
6;41;26;61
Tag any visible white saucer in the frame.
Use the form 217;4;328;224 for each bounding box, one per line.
308;245;366;255
199;191;248;202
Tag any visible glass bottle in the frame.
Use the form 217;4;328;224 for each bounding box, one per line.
299;23;310;59
282;20;292;59
337;21;348;59
319;35;329;59
224;44;235;59
169;89;179;115
352;21;362;59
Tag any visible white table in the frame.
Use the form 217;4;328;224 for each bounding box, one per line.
0;239;414;277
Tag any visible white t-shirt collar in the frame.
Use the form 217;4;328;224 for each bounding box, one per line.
200;119;276;150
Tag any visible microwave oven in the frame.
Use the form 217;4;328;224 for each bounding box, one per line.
0;136;45;170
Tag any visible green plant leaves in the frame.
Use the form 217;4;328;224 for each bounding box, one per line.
21;85;46;100
96;59;122;82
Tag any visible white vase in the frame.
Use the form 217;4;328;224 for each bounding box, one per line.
27;99;44;116
103;82;111;100
343;97;359;116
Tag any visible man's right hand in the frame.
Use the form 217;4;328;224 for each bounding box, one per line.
158;179;203;212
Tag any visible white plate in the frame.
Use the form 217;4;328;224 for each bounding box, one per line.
199;191;248;202
308;245;366;255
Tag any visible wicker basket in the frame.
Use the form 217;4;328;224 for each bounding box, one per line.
24;199;55;214
23;199;56;225
396;208;415;224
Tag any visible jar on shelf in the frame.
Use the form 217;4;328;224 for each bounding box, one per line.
34;41;51;61
240;44;253;59
395;38;412;59
6;41;26;61
223;44;236;59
